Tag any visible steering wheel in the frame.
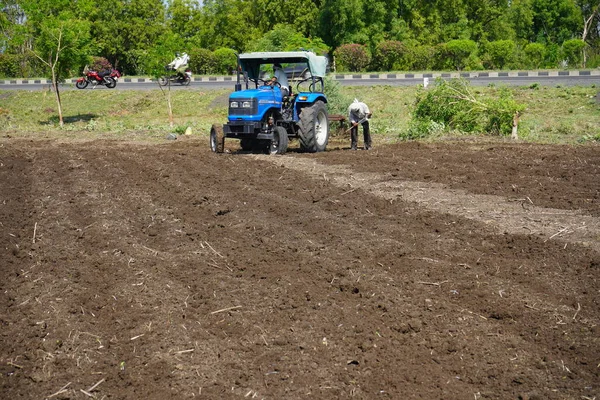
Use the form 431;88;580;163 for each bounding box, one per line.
257;78;269;86
271;81;282;88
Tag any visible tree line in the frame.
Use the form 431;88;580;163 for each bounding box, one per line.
1;0;599;79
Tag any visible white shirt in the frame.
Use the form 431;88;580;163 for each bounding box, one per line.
348;100;371;123
273;66;289;91
169;53;190;69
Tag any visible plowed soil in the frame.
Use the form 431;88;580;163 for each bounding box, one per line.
1;137;599;400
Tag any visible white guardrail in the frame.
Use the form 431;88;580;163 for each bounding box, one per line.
1;70;599;85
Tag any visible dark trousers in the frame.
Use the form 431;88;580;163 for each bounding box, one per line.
350;120;371;149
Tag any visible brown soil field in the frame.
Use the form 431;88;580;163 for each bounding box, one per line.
1;137;599;400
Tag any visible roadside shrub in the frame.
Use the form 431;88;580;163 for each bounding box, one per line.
373;40;406;71
89;57;112;72
442;40;478;70
482;40;516;69
322;76;353;116
189;48;216;75
586;52;600;68
0;53;47;78
407;45;436;71
0;54;20;78
407;78;525;138
334;44;371;72
523;43;546;69
213;48;237;75
561;39;585;68
544;43;561;68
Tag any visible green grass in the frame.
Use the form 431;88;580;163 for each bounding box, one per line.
0;83;599;144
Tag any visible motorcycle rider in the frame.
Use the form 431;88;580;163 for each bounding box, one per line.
167;52;190;79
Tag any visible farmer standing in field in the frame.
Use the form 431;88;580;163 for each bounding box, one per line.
348;99;373;150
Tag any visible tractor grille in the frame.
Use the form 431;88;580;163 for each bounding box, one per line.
228;98;257;116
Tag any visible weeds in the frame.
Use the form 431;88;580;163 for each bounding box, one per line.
0;83;598;145
408;78;526;138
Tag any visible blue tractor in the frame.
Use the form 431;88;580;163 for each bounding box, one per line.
210;51;330;155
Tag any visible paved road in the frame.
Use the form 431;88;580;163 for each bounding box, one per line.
1;70;599;91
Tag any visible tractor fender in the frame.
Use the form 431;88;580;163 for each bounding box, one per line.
294;92;327;105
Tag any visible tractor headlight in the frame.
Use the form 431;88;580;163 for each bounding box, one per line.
230;101;239;108
241;101;252;108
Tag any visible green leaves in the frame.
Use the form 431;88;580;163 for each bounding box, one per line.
4;0;600;76
409;78;526;138
33;17;92;80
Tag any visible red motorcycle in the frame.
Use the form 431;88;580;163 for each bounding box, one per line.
76;68;120;89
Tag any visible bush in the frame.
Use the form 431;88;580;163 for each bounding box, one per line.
441;40;478;71
89;57;112;72
407;45;436;71
373;40;406;71
189;48;216;75
213;48;237;75
544;43;561;68
407;78;525;138
0;53;47;78
334;44;371;72
0;54;20;78
523;43;546;69
561;39;585;68
322;76;353;115
482;40;516;69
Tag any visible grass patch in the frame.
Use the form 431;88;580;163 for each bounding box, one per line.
1;84;599;144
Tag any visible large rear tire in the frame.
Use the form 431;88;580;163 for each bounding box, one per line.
181;75;191;86
210;124;225;153
268;126;289;155
298;100;329;153
76;79;88;89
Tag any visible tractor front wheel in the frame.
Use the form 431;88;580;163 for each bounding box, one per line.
210;124;225;153
298;100;329;153
268;126;288;155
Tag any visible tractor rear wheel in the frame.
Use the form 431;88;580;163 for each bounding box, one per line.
210;124;225;153
298;100;329;153
268;126;288;155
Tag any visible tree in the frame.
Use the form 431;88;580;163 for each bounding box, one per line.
247;24;329;54
91;0;167;75
530;0;582;43
252;0;321;38
195;0;259;51
464;0;513;42
318;0;366;50
29;18;92;126
141;31;183;127
577;0;600;66
166;0;196;40
0;0;26;52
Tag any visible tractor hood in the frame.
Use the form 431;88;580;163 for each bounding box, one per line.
238;51;328;80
